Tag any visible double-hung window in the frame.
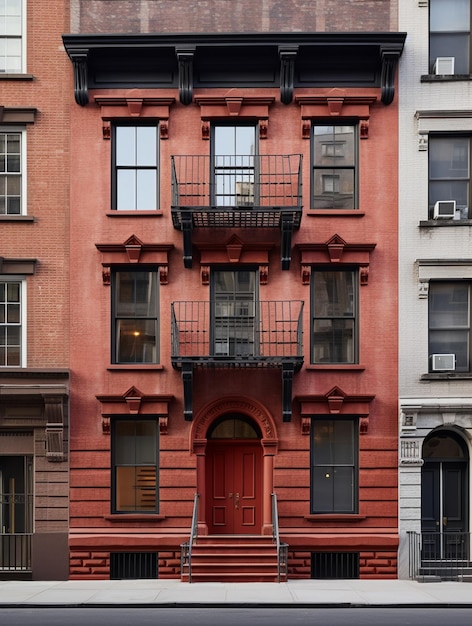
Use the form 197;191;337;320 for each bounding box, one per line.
429;282;472;372
312;125;357;209
429;0;470;75
0;130;23;215
113;124;158;211
0;279;23;366
311;269;357;364
311;418;358;514
112;419;159;513
429;135;471;220
0;0;22;74
112;270;158;364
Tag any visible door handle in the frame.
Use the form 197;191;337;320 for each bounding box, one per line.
443;516;447;527
228;493;233;499
234;493;240;509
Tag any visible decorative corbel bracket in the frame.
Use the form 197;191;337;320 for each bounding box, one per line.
380;46;402;105
70;51;89;106
176;47;195;105
182;363;194;421
279;45;298;105
282;362;295;422
44;395;65;462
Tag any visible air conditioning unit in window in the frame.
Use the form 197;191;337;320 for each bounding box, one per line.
433;200;456;219
430;354;456;371
434;57;455;75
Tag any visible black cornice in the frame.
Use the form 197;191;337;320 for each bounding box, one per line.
62;32;406;106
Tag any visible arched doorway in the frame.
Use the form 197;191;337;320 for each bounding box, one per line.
205;414;263;534
421;429;469;560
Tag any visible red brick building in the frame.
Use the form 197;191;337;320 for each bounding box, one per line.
0;0;70;579
63;1;404;581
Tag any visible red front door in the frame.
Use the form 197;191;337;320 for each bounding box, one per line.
206;441;262;534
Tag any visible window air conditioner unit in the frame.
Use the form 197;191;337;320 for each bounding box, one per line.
433;200;456;219
430;354;456;371
434;57;455;75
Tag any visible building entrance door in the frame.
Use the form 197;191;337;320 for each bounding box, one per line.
206;439;262;534
421;431;469;560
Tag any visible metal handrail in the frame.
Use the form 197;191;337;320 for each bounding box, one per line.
408;530;471;581
184;493;199;583
272;492;287;582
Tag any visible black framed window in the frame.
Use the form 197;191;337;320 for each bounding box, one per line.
112;124;158;210
0;0;22;73
211;269;257;357
429;0;470;75
311;269;357;364
312;125;357;209
429;282;471;372
429;135;471;220
0;131;22;215
311;418;358;514
0;280;22;366
112;419;159;514
112;270;158;364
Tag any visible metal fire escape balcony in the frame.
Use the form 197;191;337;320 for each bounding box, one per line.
171;154;303;269
171;300;304;421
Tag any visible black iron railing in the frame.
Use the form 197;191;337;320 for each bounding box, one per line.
272;492;288;582
408;531;471;581
171;154;303;227
181;493;199;583
0;534;32;572
171;300;304;368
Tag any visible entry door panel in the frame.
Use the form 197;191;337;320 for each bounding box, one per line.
421;461;467;559
207;442;262;534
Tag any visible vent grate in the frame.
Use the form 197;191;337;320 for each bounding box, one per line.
311;552;360;579
110;552;158;580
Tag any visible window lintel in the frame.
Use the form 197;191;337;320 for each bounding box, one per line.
0;257;37;274
0;107;37;124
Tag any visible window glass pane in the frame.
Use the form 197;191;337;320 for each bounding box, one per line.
135;421;157;463
430;330;468;368
136;169;156;210
117;169;136;210
114;421;136;464
429;138;469;179
429;283;469;327
333;466;355;511
136;127;156;166
314;126;355;166
116;319;157;363
430;0;469;31
430;34;469;74
116;127;136;166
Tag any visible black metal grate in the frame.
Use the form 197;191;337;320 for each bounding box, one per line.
311;552;360;579
110;552;158;580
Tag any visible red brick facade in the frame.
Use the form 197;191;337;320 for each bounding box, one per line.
64;1;402;581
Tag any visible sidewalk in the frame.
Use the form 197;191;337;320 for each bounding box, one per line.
0;579;471;608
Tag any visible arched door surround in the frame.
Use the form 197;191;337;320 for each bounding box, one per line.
190;397;279;536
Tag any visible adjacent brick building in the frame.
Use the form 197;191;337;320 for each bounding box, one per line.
0;0;70;579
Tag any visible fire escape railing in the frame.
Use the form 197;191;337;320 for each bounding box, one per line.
171;154;303;269
171;300;303;421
